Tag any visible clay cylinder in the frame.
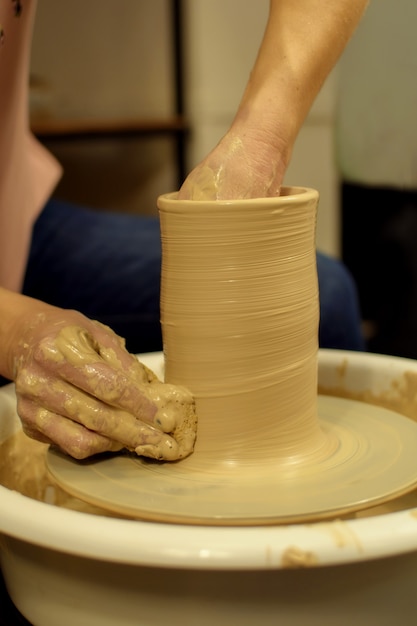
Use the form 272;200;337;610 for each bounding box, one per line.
157;187;324;467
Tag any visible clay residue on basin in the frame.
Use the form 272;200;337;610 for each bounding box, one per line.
319;369;417;422
281;546;319;567
0;430;130;518
318;367;417;518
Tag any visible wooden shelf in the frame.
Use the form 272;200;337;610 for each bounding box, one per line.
30;1;188;187
30;115;189;141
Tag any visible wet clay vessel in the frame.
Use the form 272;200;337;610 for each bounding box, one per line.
46;187;417;524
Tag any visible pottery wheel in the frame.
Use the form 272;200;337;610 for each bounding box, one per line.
46;392;417;526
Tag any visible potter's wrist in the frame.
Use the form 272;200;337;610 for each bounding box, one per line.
225;115;292;187
2;316;24;381
3;305;40;381
229;99;296;171
0;290;57;380
0;289;25;380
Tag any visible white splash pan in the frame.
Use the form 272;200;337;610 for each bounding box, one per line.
2;349;417;626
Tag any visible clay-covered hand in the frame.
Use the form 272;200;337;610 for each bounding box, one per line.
178;129;288;200
12;309;197;461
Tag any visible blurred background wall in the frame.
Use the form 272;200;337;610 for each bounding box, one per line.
30;0;344;258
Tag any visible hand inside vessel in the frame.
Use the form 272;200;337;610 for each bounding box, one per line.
178;129;287;201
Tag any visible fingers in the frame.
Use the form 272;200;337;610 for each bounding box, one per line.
18;398;123;459
16;392;184;461
16;377;197;461
31;326;159;424
146;383;198;459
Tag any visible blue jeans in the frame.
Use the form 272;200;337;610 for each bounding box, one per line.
316;252;365;350
22;199;365;354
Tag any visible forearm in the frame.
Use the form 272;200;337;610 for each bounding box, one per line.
231;0;369;162
180;0;369;200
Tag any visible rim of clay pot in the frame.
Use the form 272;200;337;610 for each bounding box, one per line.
2;350;417;570
157;186;319;210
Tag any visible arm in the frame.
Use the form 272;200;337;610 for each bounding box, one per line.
179;0;369;200
0;287;196;460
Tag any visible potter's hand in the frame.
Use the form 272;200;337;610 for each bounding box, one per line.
178;0;368;201
178;129;288;201
12;308;197;461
